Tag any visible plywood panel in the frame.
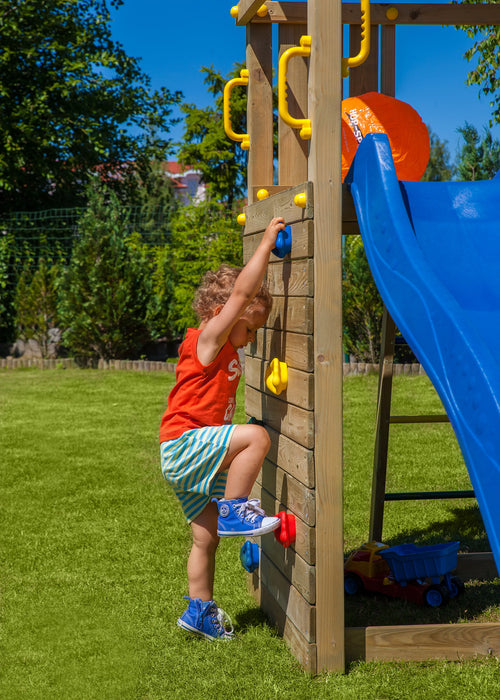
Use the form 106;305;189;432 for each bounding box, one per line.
244;182;314;234
245;355;314;410
246;385;314;448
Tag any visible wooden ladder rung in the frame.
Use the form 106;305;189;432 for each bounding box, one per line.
385;490;475;501
389;414;450;424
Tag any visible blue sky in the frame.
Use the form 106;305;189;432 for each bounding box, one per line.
110;0;500;160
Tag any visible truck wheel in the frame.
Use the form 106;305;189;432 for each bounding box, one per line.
344;573;363;596
448;576;465;599
424;584;450;608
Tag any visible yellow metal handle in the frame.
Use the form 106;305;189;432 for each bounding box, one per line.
342;0;371;77
278;35;311;141
223;69;250;150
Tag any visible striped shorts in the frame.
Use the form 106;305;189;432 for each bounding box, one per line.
160;424;237;524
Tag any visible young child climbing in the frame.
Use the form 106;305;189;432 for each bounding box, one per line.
159;216;286;641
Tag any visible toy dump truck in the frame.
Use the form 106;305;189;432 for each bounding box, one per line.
344;541;464;607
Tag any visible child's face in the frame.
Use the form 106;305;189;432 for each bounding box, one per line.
229;305;269;350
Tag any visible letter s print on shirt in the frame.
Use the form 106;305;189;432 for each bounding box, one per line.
228;358;242;382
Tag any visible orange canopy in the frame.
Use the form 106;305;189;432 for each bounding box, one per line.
342;92;430;181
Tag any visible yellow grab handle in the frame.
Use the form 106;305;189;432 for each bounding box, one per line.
223;69;250;150
342;0;371;77
278;35;311;141
265;358;288;395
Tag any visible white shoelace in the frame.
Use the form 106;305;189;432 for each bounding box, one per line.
235;498;265;523
216;606;235;638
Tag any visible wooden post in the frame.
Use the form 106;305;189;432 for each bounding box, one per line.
369;309;396;541
247;22;274;203
278;23;309;186
308;0;344;673
380;24;396;97
348;23;379;95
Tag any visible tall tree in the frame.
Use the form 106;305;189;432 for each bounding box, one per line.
0;0;182;212
456;122;500;180
177;65;248;208
422;128;455;181
457;0;500;127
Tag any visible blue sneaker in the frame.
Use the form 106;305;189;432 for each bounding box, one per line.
215;497;281;537
177;597;235;641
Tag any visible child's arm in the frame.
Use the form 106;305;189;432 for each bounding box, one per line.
197;216;284;364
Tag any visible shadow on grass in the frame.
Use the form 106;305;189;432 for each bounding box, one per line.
345;579;500;628
387;504;490;552
234;606;271;633
346;504;490;557
344;504;500;628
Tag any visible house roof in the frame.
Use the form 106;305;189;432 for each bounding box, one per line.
164;161;201;177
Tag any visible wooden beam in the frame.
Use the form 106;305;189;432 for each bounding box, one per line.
235;0;268;26
243;182;314;235
346;623;500;663
344;2;500;25
252;1;500;26
308;0;345;674
244;219;314;262
456;552;499;581
246;22;274;203
254;2;500;26
260;533;317;604
369;309;396;542
278;23;309;185
246;385;315;447
348;23;379;95
246;355;315;410
260;581;317;672
253;483;316;563
380;24;396;97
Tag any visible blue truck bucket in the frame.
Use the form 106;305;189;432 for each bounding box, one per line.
380;541;460;584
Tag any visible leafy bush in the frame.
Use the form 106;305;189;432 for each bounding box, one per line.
16;254;62;358
343;235;383;362
168;199;242;334
59;186;154;363
0;232;18;344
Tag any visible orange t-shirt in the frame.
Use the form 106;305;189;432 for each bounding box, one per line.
159;328;242;442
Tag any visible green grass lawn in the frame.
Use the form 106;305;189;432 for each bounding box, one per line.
1;368;500;699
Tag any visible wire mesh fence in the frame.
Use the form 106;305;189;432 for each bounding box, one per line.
0;204;171;287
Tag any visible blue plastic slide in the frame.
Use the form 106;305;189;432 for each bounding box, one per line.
346;133;500;572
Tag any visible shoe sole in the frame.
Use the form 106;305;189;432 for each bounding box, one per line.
177;618;232;641
217;519;281;537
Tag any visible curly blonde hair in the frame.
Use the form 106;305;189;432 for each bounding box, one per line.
193;264;273;323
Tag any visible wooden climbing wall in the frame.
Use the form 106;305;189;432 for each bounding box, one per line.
243;182;317;670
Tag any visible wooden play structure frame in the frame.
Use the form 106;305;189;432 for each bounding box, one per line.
230;0;500;673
